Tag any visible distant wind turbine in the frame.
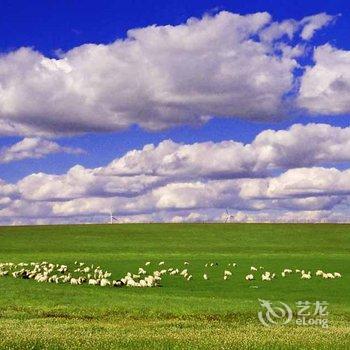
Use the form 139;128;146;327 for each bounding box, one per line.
223;209;235;223
109;211;118;224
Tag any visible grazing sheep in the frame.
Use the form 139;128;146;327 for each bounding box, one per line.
126;278;136;287
100;278;110;287
138;279;146;287
138;268;146;275
145;275;156;286
112;280;124;287
262;271;273;281
301;272;311;279
153;275;162;282
48;275;59;283
58;265;67;273
180;269;188;276
245;274;254;281
37;275;49;283
262;274;271;281
0;259;343;291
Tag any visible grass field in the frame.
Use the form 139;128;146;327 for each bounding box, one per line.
0;223;349;349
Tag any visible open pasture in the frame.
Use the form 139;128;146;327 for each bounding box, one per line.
0;223;349;349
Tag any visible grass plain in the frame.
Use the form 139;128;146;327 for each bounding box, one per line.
0;223;349;349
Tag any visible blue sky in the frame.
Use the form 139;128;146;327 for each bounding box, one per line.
0;0;349;182
1;1;350;224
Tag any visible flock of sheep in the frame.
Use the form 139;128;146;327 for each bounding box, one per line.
0;261;161;288
243;265;342;281
0;260;342;289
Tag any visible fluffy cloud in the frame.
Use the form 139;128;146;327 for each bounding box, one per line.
0;179;17;210
108;123;350;178
171;212;209;223
12;123;350;203
251;123;350;169
2;123;350;224
0;138;83;163
6;122;349;177
0;11;334;137
220;209;346;223
259;13;333;42
299;13;334;40
105;139;256;178
3;170;349;223
298;44;350;114
240;167;350;199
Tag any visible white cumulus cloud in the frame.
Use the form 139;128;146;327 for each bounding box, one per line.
0;11;334;136
0;138;83;163
1;123;350;224
298;44;350;115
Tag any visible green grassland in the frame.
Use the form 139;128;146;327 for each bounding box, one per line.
0;223;349;349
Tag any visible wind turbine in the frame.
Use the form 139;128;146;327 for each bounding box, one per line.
223;208;235;223
109;210;118;224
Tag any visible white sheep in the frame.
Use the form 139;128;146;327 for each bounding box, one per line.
100;278;111;287
245;274;254;281
262;274;271;281
301;272;311;279
138;268;146;275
